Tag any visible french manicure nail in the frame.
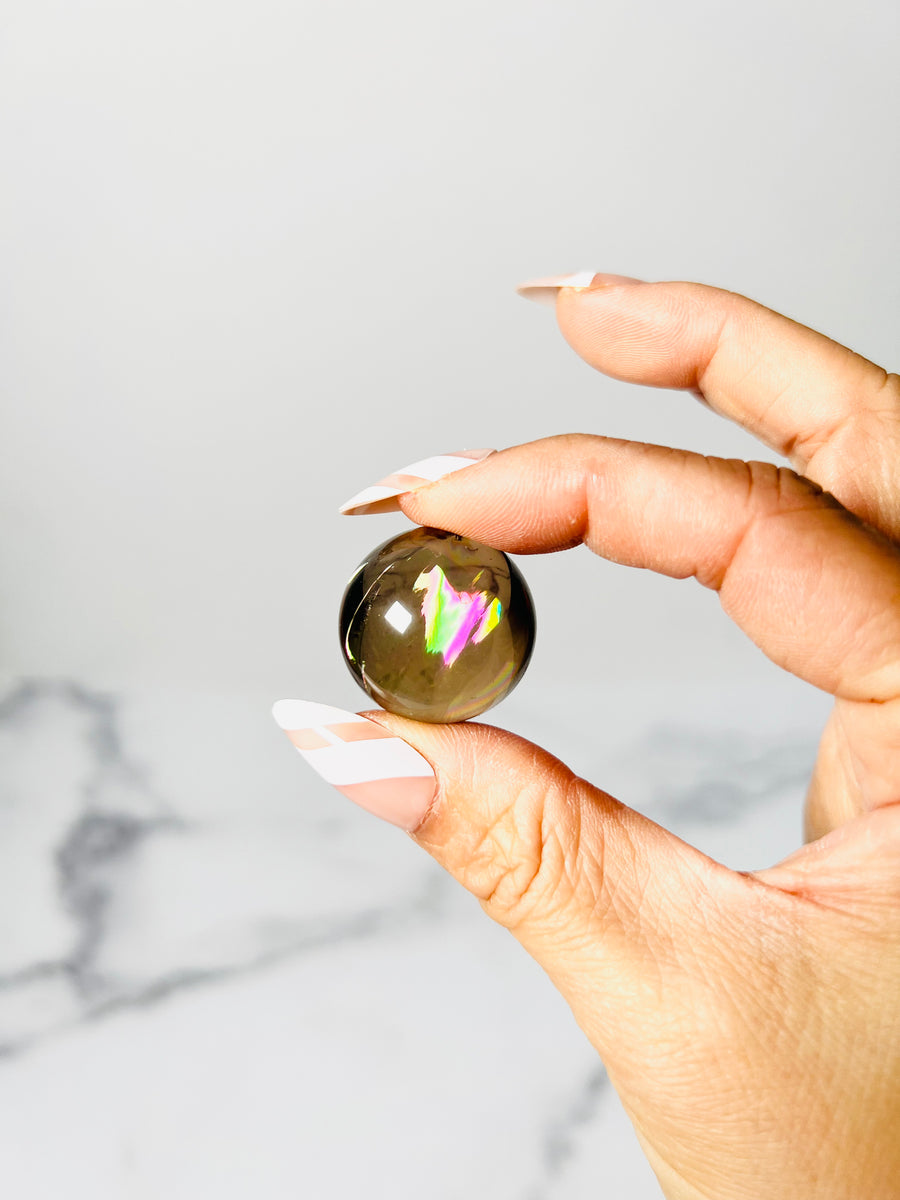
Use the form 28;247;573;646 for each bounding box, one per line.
516;272;645;307
272;699;436;830
339;448;495;516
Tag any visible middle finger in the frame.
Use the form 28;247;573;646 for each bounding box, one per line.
524;279;900;539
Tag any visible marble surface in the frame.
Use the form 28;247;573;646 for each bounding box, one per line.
0;674;830;1198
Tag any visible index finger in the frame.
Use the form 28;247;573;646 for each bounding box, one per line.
523;277;900;538
396;435;900;707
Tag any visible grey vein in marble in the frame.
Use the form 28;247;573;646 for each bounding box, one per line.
0;676;822;1074
524;1066;610;1200
0;679;451;1058
636;724;814;822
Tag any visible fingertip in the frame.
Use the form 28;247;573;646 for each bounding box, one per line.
553;278;714;390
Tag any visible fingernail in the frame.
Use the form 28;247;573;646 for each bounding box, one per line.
339;448;495;516
516;271;645;307
272;699;436;830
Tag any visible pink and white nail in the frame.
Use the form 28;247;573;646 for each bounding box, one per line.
272;700;436;830
339;448;495;516
516;271;643;307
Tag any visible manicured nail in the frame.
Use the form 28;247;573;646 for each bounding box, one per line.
516;272;644;307
339;448;495;516
272;700;436;830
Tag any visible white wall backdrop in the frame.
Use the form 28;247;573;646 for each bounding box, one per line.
3;0;897;704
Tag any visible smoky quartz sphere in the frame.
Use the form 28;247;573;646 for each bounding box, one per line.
339;527;536;723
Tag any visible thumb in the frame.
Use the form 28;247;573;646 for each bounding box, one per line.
272;699;755;1069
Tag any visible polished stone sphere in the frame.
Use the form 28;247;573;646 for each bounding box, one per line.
339;527;535;723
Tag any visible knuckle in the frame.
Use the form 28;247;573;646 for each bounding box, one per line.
876;370;900;408
705;459;835;592
742;460;827;511
478;771;591;932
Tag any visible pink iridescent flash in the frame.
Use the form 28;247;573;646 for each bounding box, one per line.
413;566;502;666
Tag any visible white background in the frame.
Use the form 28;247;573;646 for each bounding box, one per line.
3;0;898;699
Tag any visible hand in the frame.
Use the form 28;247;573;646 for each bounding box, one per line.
277;278;900;1199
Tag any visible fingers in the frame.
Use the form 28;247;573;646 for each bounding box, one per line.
804;695;900;839
399;435;900;706
363;708;754;1063
551;280;900;538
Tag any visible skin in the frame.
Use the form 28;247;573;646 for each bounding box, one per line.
367;281;900;1199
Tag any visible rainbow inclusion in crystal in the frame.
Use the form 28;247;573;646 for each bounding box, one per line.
414;564;502;665
339;528;535;723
